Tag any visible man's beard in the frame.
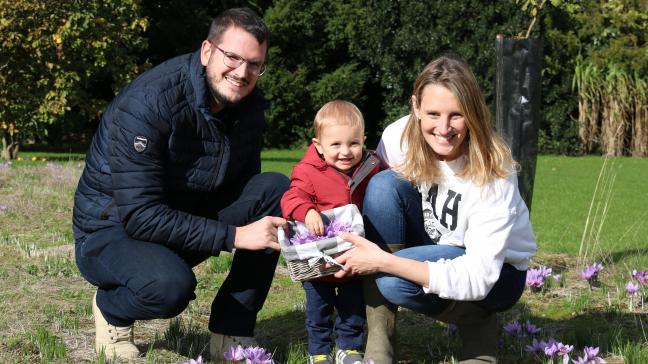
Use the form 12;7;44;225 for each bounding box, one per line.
206;71;250;109
209;85;232;109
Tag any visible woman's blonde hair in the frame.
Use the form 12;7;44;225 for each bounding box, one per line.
313;100;364;138
399;55;517;186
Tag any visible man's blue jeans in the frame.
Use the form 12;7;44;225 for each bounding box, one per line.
74;172;289;337
362;170;526;316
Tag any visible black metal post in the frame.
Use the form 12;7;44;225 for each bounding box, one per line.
495;34;542;212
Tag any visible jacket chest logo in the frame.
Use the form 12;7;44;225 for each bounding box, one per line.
133;136;148;153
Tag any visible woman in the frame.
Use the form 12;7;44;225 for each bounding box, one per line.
332;55;536;364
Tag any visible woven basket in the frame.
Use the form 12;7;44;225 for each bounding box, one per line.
284;251;346;282
278;204;364;282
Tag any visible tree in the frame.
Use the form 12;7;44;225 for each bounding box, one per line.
260;0;370;147
345;0;526;129
0;0;148;159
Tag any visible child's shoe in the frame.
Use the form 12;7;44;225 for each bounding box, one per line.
310;353;333;364
335;349;363;364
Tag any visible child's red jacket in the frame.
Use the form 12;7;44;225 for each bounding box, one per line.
281;143;381;221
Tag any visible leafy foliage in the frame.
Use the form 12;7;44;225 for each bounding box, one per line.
1;0;646;156
0;0;148;158
260;0;370;147
546;0;648;155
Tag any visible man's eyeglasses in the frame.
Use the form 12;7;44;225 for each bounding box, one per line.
211;42;266;76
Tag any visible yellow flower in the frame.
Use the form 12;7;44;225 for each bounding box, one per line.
31;156;37;161
52;34;63;45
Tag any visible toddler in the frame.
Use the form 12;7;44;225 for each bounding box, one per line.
281;100;380;364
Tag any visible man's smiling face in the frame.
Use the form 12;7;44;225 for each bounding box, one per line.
200;26;267;112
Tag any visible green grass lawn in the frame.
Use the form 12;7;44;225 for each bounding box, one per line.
531;156;648;267
0;151;646;363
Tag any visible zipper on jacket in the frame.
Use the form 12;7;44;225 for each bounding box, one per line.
348;150;380;196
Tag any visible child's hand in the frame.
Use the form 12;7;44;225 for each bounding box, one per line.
305;209;324;236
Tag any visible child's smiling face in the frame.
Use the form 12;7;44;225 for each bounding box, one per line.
313;123;365;173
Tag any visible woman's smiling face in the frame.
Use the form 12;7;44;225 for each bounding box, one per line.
412;84;468;161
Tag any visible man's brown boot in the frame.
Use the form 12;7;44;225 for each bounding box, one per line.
93;292;140;360
432;301;498;364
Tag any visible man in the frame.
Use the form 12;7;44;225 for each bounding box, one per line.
72;8;289;361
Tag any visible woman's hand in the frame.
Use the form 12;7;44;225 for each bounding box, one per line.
332;232;390;278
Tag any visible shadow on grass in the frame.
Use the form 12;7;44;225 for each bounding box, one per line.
144;302;646;363
40;155;86;162
608;248;648;265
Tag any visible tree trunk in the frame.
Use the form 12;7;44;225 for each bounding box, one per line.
1;132;19;160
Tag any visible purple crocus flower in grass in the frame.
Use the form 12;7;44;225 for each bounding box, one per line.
243;346;274;364
182;356;204;364
288;221;352;245
625;281;640;295
0;161;11;167
525;338;543;353
224;345;246;361
580;263;603;284
526;266;552;290
632;270;648;286
533;338;558;353
0;204;8;213
572;346;606;364
524;320;541;335
544;341;573;364
503;321;522;337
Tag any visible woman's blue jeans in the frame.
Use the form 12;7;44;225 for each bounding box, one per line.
74;172;289;336
362;170;526;316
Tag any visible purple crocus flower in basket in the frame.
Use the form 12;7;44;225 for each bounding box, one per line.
288;220;352;246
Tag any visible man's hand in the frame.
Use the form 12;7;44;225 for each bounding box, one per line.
305;209;324;236
332;232;388;278
234;216;287;251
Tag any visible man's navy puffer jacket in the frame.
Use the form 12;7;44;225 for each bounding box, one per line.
73;50;266;256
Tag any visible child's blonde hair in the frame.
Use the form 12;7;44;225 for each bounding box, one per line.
399;55;517;186
313;100;364;138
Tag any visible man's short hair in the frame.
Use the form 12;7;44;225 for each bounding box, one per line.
207;7;268;46
313;100;365;138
